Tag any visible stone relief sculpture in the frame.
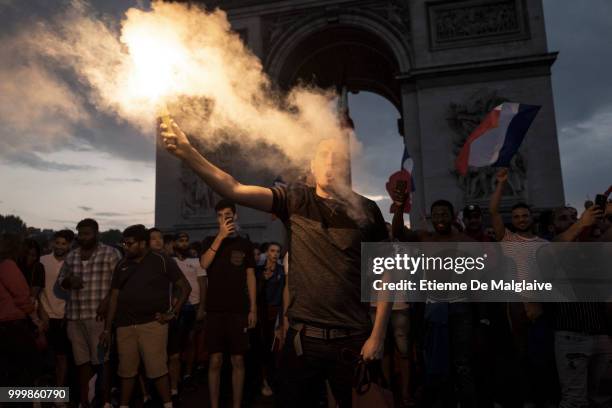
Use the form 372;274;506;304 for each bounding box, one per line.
448;89;527;201
179;140;235;219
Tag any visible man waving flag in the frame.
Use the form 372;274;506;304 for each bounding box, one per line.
455;102;540;175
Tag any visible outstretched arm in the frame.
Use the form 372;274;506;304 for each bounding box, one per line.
160;120;273;212
490;168;508;241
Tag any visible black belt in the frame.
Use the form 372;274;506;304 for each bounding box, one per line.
292;323;366;340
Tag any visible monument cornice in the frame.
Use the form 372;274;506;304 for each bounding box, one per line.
396;51;557;83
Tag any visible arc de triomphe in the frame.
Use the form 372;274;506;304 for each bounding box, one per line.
155;0;564;240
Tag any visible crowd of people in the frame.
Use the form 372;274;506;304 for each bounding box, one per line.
1;118;611;408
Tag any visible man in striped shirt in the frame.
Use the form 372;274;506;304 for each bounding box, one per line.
490;168;554;406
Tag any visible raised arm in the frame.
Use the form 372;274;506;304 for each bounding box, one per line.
490;168;508;241
554;206;601;242
391;183;418;241
160;120;273;212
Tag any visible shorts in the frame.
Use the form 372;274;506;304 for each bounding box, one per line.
116;321;168;379
167;319;180;356
205;312;249;355
47;318;70;355
67;319;109;366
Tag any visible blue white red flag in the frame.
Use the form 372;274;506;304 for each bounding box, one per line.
455;103;540;175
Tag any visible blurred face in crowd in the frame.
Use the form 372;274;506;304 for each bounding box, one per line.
77;226;97;250
567;207;578;223
511;207;533;233
123;237;146;259
25;246;38;267
164;239;175;256
485;227;496;241
431;205;453;235
149;231;164;252
311;138;349;195
553;207;575;235
216;207;236;227
253;247;261;262
53;237;70;258
175;234;190;257
266;244;281;264
465;213;483;232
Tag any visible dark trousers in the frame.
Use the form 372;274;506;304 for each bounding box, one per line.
0;319;40;386
275;327;369;408
423;303;477;408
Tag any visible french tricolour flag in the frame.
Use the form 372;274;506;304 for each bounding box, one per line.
455;103;540;176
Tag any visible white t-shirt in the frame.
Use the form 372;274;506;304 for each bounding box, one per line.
40;254;66;319
174;257;206;306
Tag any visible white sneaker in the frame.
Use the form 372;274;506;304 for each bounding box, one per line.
261;384;273;397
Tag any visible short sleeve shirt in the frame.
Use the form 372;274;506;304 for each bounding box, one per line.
40;254;65;319
111;251;182;327
58;243;121;320
173;257;206;306
202;235;255;313
270;183;388;331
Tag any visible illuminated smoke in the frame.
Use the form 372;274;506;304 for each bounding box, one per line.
0;0;379;220
19;1;346;164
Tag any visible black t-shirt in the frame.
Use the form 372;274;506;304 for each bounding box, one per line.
202;235;255;314
270;183;388;331
111;251;182;327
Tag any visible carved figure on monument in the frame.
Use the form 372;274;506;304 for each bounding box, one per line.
180;164;217;219
448;89;527;201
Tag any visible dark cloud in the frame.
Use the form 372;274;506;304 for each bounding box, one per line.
105;177;144;183
78;206;92;212
544;0;612;127
2;152;95;171
94;212;126;217
543;0;612;209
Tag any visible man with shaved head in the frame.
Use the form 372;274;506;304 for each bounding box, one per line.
159;120;391;407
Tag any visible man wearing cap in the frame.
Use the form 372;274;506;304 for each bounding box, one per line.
462;205;493;242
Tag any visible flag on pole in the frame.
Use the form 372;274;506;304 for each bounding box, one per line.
455;103;540;176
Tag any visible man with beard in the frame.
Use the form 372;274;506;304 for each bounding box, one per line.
100;225;191;408
59;219;121;408
39;230;74;398
490;168;554;407
172;232;206;390
159;120;391;408
392;194;478;408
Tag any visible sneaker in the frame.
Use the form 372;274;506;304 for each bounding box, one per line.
261;384;273;397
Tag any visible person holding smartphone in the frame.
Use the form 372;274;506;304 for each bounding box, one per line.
160;118;391;408
201;199;257;408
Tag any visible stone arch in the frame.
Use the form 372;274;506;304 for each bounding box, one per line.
264;10;412;110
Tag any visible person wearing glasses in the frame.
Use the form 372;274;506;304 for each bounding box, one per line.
99;225;191;408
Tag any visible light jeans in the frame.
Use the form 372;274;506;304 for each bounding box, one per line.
555;331;612;408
